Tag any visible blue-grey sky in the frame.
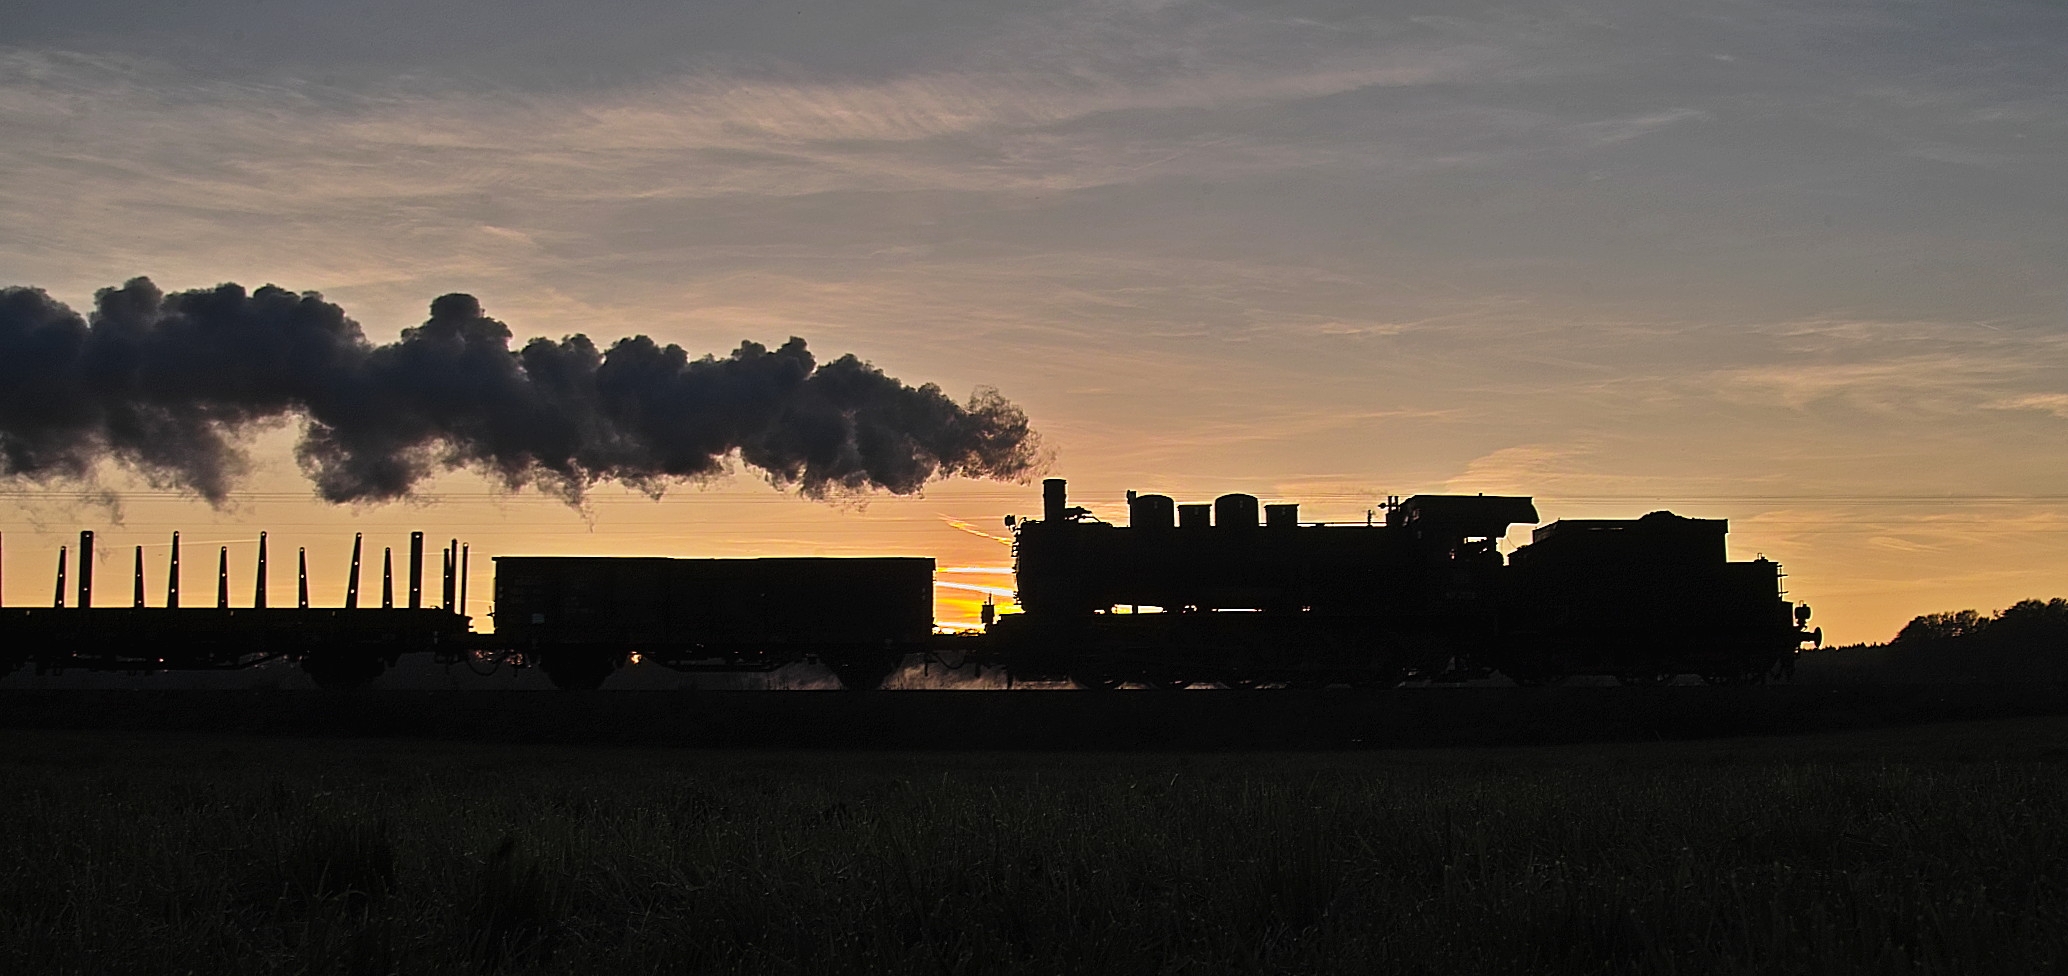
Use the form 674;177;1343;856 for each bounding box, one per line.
3;0;2067;640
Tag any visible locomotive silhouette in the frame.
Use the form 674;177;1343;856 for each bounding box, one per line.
994;479;1816;689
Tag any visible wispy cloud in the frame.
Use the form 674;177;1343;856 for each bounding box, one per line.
1988;393;2068;419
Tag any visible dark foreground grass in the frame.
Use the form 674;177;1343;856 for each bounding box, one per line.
3;721;2067;975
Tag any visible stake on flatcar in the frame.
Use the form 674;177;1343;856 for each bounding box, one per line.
254;531;268;609
77;530;93;608
345;533;362;609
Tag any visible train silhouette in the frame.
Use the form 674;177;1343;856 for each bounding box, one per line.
0;478;1819;689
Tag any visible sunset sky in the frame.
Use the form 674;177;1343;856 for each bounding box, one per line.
3;0;2065;644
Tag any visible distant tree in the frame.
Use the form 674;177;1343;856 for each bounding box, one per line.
1893;609;1988;644
1987;598;2068;643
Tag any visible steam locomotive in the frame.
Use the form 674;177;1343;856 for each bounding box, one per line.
0;477;1818;689
992;479;1817;689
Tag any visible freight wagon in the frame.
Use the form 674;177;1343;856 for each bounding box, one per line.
491;556;936;689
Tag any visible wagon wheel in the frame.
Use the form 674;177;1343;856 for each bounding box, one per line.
1348;668;1407;690
830;657;902;692
540;650;618;691
301;645;386;691
1699;670;1766;687
1615;672;1673;687
1505;668;1568;688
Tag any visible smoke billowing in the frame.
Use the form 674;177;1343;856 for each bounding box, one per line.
0;278;1043;505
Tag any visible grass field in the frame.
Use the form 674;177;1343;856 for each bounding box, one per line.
3;719;2066;975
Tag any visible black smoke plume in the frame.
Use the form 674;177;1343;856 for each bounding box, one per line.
0;278;1043;505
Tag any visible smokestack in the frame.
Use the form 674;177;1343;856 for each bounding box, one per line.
253;531;268;609
297;548;309;609
77;530;93;608
167;532;180;608
133;546;145;607
1043;478;1067;522
216;547;229;609
1;531;6;608
381;548;393;609
460;543;469;616
53;545;66;608
408;531;423;609
345;533;362;609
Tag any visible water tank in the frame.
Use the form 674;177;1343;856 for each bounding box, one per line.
1130;493;1176;529
1178;504;1212;529
1265;503;1299;529
1214;494;1260;529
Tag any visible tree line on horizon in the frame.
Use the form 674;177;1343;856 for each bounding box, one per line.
1892;598;2068;648
1808;598;2068;684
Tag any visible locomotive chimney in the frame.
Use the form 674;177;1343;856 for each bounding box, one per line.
345;533;362;609
53;545;66;608
408;531;423;609
133;545;145;607
382;548;394;609
253;531;268;609
167;532;180;609
297;548;309;609
77;530;93;608
216;547;229;609
1043;478;1067;522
